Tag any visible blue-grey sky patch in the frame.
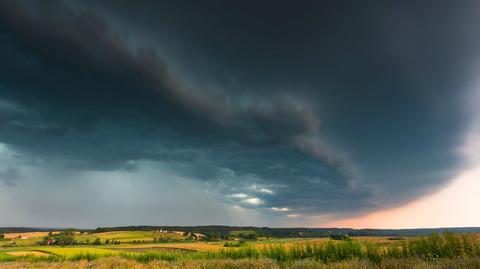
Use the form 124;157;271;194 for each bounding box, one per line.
0;167;22;186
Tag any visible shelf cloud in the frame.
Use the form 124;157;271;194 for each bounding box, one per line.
0;0;479;227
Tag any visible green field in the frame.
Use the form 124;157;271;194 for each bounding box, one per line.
1;237;44;247
0;252;13;259
1;231;480;268
36;247;120;257
1;230;186;247
74;230;184;243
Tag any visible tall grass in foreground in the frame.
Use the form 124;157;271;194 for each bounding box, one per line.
386;233;480;259
212;232;480;263
110;232;480;264
1;257;480;269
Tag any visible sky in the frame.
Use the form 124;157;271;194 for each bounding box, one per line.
0;0;479;228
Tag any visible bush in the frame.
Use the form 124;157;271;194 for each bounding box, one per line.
388;236;405;240
329;234;350;241
224;240;247;247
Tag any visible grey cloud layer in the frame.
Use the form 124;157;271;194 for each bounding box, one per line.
0;0;477;222
0;1;370;215
0;1;344;165
0;167;21;186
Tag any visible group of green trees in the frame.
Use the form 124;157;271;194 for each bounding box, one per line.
196;231;258;242
224;240;247;247
329;234;351;240
236;233;257;241
90;238;120;246
37;230;122;246
90;238;120;245
152;237;179;243
104;239;120;245
200;232;230;241
38;230;76;246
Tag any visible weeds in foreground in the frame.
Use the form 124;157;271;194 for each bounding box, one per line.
1;257;480;269
0;232;479;264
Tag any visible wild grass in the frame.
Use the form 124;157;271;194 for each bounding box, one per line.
110;232;479;264
386;232;480;260
1;257;480;269
1;232;479;265
0;252;15;262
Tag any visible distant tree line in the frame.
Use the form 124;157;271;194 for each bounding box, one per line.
45;226;480;239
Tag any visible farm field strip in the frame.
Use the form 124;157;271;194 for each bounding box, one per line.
5;251;49;257
34;247;121;258
2;232;60;240
110;242;224;252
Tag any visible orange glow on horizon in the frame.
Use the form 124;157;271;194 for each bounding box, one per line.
323;85;480;229
323;166;480;229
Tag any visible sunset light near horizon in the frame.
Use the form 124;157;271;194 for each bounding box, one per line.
325;84;480;229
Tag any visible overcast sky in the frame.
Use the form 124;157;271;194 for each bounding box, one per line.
0;0;479;228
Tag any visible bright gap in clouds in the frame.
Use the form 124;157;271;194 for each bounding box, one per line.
242;197;264;205
324;168;480;228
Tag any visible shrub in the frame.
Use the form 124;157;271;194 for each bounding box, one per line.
224;240;247;247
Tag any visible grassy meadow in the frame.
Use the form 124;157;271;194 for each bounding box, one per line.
1;230;479;268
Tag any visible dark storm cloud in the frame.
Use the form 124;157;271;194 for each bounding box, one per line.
0;0;343;165
0;0;366;214
0;0;477;217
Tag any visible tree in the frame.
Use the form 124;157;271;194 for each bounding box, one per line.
55;230;75;246
0;234;4;240
238;233;257;241
38;230;75;246
93;238;101;245
39;236;49;245
105;239;110;244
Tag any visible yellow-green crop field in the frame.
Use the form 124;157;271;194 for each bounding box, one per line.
34;247;120;257
1;231;480;268
2;230;184;247
73;230;183;243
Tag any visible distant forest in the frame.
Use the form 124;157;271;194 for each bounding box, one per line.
2;226;479;239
